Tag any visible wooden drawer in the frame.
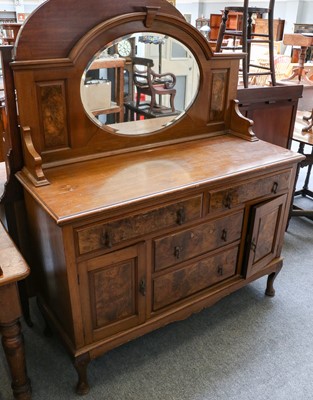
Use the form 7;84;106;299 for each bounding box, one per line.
76;195;202;255
154;211;243;271
208;171;290;212
153;246;239;310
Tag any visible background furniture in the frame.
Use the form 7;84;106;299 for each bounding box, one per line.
132;56;176;112
8;0;303;395
1;22;22;45
293;23;313;62
86;57;125;122
254;18;284;41
0;221;31;400
215;0;276;88
209;11;243;41
283;33;313;85
290;111;313;220
237;84;303;149
209;13;284;42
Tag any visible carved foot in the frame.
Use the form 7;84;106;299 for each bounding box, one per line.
74;353;91;395
265;262;283;297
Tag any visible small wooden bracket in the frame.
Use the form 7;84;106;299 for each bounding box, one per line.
228;99;258;141
21;126;49;186
145;6;160;28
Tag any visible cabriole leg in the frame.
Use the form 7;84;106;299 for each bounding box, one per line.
265;262;283;297
74;353;91;395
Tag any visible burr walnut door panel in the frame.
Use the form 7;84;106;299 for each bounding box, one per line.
78;243;146;343
245;195;287;278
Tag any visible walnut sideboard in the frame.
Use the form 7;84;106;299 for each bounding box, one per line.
6;0;304;395
16;134;302;393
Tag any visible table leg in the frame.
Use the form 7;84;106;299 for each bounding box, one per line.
0;284;32;400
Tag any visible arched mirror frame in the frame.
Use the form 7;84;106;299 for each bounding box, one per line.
69;13;217;138
11;6;243;186
80;31;200;135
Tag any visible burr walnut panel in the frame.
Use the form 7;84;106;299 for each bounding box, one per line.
37;81;69;151
78;244;146;342
210;69;228;122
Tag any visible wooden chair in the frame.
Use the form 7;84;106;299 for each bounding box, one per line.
215;0;276;88
132;57;176;112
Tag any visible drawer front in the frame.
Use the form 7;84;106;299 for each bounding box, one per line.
153;246;239;310
154;210;243;271
209;171;290;212
76;195;202;255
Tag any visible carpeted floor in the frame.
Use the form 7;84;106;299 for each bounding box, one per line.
0;214;313;400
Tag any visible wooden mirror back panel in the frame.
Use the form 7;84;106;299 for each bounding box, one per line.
11;0;246;186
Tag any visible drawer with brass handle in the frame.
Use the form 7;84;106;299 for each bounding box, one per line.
76;195;202;256
154;210;243;271
153;246;239;310
208;170;290;212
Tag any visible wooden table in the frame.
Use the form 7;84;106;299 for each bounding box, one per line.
290;111;313;219
0;221;32;399
283;33;313;85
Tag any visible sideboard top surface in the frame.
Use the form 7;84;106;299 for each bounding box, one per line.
16;135;302;224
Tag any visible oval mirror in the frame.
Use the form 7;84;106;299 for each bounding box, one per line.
81;32;200;135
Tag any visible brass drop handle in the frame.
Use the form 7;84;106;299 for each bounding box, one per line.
271;181;278;194
174;246;182;259
101;230;112;248
176;207;185;225
139;280;146;296
221;229;227;242
223;193;232;209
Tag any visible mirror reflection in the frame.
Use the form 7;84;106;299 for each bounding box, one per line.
81;32;200;135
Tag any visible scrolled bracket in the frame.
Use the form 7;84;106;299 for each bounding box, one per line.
228;99;258;142
20;126;49;186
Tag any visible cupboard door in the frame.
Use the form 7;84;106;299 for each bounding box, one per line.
245;195;287;278
78;243;146;343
